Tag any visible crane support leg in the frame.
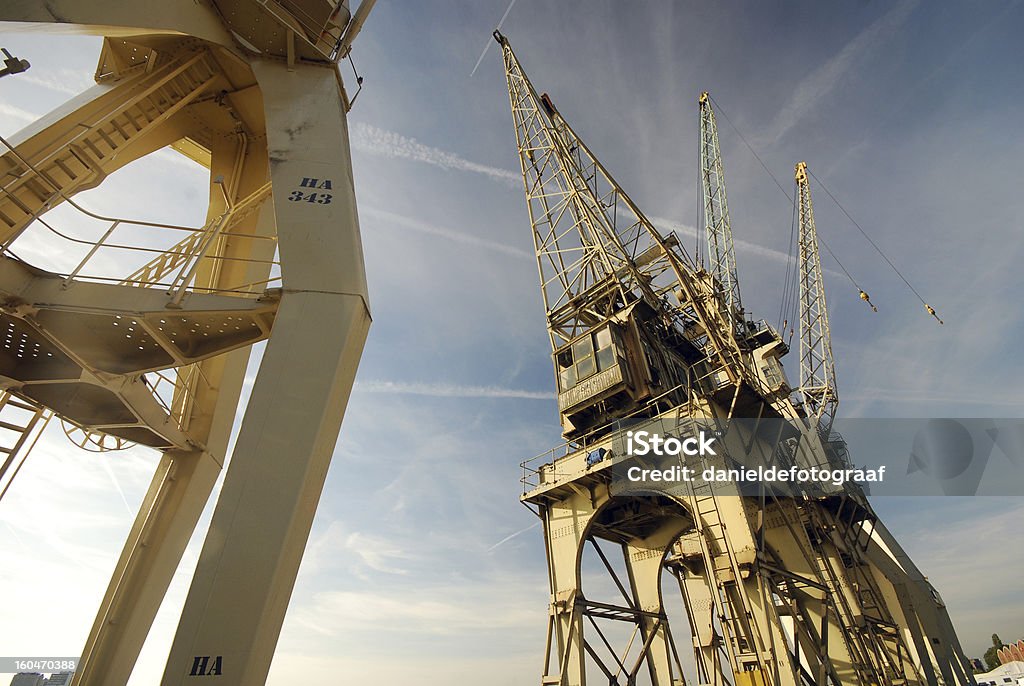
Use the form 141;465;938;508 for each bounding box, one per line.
761;503;860;685
537;485;697;686
672;537;727;686
74;449;222;685
541;492;595;686
72;131;275;686
623;518;690;686
159;59;370;686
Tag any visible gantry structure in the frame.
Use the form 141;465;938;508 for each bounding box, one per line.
496;31;974;686
0;1;374;684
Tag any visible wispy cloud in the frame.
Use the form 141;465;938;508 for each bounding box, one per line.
151;147;207;172
294;583;540;637
19;70;94;96
0;103;39;124
305;591;472;635
843;385;1024;410
362;206;530;258
650;215;851;284
304;522;415;579
761;0;919;145
355;379;552;400
893;500;1024;654
351;122;520;186
350;129;817;277
651;215;787;265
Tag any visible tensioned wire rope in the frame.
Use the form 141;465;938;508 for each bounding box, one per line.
705;93;943;331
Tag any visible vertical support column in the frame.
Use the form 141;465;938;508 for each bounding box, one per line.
541;492;598;686
73;134;274;686
674;534;728;686
160;59;370;685
623;518;689;686
765;524;858;685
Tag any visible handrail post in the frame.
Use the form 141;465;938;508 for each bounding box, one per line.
62;220;120;288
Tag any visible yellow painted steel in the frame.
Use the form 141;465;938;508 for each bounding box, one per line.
498;30;975;686
0;2;374;685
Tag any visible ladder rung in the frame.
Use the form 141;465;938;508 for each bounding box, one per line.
0;420;30;432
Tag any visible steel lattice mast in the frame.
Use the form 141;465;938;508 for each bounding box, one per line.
795;161;838;435
699;92;744;333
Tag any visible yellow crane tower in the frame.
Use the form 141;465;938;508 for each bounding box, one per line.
496;30;975;686
0;2;375;684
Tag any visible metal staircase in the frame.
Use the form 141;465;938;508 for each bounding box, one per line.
0;49;219;240
0;389;51;501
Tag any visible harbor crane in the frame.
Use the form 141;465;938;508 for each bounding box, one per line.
497;30;974;686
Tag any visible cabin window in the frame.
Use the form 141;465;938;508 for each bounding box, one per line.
762;361;783;388
556;326;620;392
573;336;595;380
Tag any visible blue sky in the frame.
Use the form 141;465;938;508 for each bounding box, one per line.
1;1;1023;682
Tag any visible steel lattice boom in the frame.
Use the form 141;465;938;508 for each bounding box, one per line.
497;32;745;412
699;92;744;334
796;161;838;435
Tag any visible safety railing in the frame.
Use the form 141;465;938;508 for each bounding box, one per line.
265;0;347;58
145;363;212;436
0;134;281;298
520;384;688;494
0;133;277;446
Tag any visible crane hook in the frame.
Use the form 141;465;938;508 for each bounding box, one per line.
925;304;943;325
858;290;878;313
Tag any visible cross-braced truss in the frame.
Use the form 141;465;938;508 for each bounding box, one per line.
795;162;838;435
699;92;744;333
497;32;743;386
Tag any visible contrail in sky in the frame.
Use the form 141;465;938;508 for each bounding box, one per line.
761;0;919;145
363;206;530;258
355;380;552;400
470;0;518;77
97;455;134;518
351;122;519;186
487;521;539;552
0;103;38;124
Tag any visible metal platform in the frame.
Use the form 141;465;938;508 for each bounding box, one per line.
0;254;277;448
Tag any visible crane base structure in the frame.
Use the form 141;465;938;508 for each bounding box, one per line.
0;2;374;684
496;31;974;686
